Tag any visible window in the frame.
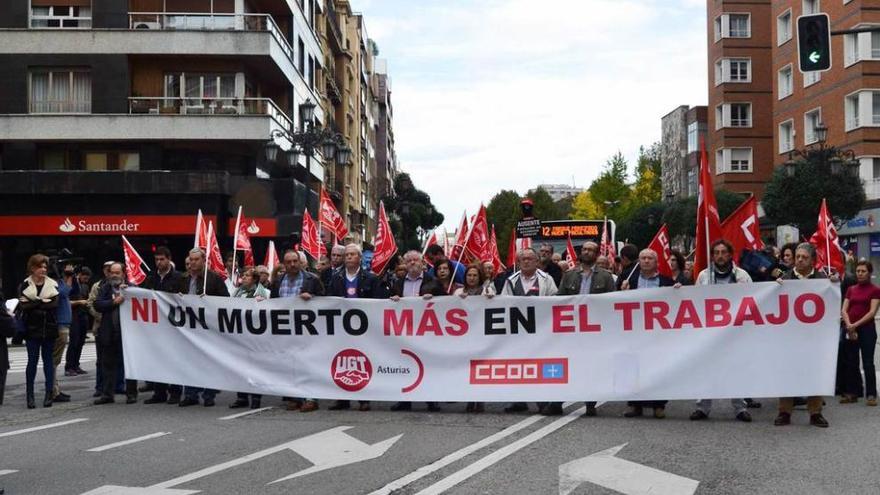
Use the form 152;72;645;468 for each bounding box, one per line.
714;13;751;41
716;148;753;173
844;27;880;66
846;93;860;130
84;152;140;171
715;58;750;84
777;10;792;45
804;108;822;144
802;0;819;15
298;38;305;75
779;120;794;153
804;70;821;87
29;69;90;113
715;103;751;128
164;73;235;99
39;150;69;170
778;65;793;99
31;5;92;29
687;121;705;153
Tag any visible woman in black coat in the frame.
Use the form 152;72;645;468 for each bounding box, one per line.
17;254;60;408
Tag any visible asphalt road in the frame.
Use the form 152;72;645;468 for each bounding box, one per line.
2;342;879;495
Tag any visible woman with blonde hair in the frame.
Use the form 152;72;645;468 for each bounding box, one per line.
18;254;60;408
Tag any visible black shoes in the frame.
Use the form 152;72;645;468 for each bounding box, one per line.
623;406;643;418
54;392;71;403
229;399;249;409
94;396;114;405
735;411;752;422
774;412;791;426
810;413;829;428
126;395;138;404
390;402;412;412
504;402;528;413
584;404;598;417
178;397;199;407
26;393;35;409
166;394;181;405
541;403;564;416
690;410;709;421
426;402;441;412
329;400;351;411
745;398;762;408
144;395;167;404
250;399;262;409
43;393;53;408
203;398;215;407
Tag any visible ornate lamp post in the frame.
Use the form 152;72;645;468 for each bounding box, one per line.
783;122;859;178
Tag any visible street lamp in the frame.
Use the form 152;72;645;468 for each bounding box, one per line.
815;122;828;144
783;123;859;179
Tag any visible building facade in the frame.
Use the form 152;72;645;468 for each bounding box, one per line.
536;184;584;202
661;105;707;200
0;0;395;290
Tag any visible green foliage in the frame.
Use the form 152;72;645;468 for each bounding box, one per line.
525;187;560;220
762;157;865;237
486;189;523;256
661;190;747;241
616;202;667;248
569;190;601;220
588;152;631;219
381;173;444;251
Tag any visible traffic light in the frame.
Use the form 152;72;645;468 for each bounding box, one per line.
797;13;831;73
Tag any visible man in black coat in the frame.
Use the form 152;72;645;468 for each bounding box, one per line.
178;248;230;407
538;242;563;287
615;244;640;290
0;291;15;406
93;263;138;405
328;244;386;411
143;246;184;405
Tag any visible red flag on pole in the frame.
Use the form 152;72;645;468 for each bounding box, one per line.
263;240;279;272
647;224;674;278
487;225;505;275
565;233;577;264
694;140;723;278
194;209;208;249
319;188;348;241
422;228;439;267
599;216;617;272
506;228;517;269
721;196;764;258
464;205;490;262
121;235;149;285
371;201;397;274
205;221;227;280
301;208;327;260
809;198;845;274
233;206;255;268
451;211;469;260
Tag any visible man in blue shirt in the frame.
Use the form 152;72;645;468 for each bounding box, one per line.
425;244;465;285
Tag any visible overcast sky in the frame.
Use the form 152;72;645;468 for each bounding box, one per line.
354;0;708;230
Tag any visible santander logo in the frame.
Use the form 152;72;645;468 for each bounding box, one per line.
246;220;260;235
59;218;76;233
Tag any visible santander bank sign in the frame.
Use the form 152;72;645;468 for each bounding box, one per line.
59;217;141;233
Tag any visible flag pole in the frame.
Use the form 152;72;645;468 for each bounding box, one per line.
204;221;213;296
232;206;242;286
823;199;832;275
705;215;713;284
450;209;479;293
194;209;203;249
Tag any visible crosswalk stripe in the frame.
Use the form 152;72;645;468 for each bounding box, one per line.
218;407;274;421
86;432;171;452
0;418;89;439
0;470;18;477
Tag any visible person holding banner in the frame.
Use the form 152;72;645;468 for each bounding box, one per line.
93;262;138;405
390;250;445;412
178;248;229;408
270;250;324;413
840;260;879;407
501;247;559;414
328;244;385;412
775;243;831;427
228;267;270;410
433;260;462;295
143;246;184;405
690;239;753;423
621;249;673;419
545;241;616;417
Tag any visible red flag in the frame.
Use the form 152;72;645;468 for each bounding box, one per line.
233;206;256;268
121;235;149;285
205;221;227;280
647;224;674;278
371;201;397;274
301;208;327;259
565;233;577;264
263;240;279;271
319;188;348;241
488;225;505;275
599;216;617;272
422;228;439;267
694;140;723;278
194;209;208;249
506;228;517;269
809;198;845;274
464;205;490;262
451;211;469;260
721;196;764;258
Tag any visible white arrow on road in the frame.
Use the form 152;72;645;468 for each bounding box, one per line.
558;443;699;495
81;426;401;494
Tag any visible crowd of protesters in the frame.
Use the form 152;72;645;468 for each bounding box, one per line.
1;236;876;430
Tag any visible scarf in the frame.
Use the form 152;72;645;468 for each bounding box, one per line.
22;276;58;301
712;263;734;282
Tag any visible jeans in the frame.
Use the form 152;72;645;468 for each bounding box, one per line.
99;337;136;398
25;338;55;396
844;323;877;398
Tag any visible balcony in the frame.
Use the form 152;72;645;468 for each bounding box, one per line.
865;178;880;201
0;97;292;142
0;170;231;196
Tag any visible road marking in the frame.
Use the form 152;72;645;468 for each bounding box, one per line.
87;432;172;452
0;418;89;438
558;443;699;495
217;407;273;420
0;470;18;476
413;405;586;495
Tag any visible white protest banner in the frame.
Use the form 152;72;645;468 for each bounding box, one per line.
121;281;840;402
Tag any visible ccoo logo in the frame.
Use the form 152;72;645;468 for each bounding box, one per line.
331;349;372;392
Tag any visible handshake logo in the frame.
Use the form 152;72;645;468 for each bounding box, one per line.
331;349;373;392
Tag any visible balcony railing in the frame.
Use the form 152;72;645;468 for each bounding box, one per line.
129;12;293;61
128;97;293;132
865;178;880;201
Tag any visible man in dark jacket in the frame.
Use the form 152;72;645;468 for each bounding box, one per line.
615;244;640;290
93;262;138;405
271;249;324;412
544;241;616;416
143;246;184;405
0;291;15;406
621;248;676;419
178;248;229;407
320;244;345;289
328;244;385;411
538;242;563;287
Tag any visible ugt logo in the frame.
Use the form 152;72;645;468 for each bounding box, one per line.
331;349;373;392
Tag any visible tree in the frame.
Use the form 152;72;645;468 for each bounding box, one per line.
381;173;444;251
486;189;523;256
569;190;601;220
588;152;631;219
628;144;662;210
662;189;748;242
616;202;667;248
554;195;575;220
525;187;559;220
762;157;865;237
